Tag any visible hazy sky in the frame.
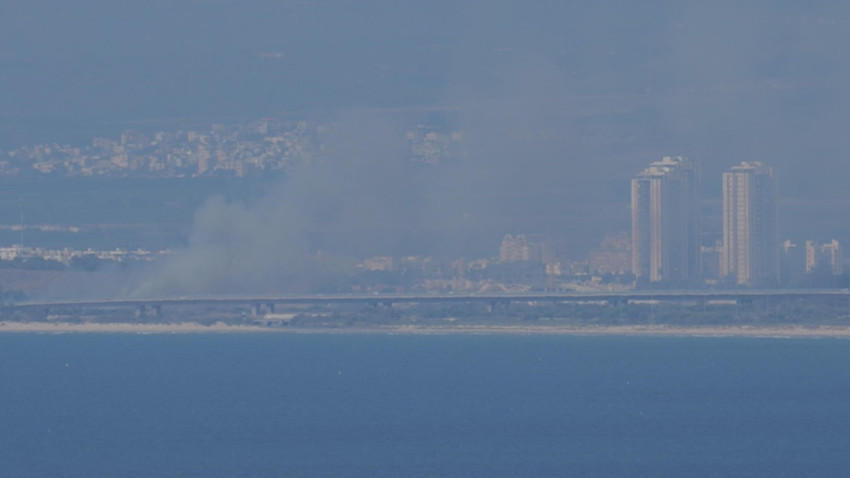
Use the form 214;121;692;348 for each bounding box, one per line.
5;1;850;293
4;1;850;182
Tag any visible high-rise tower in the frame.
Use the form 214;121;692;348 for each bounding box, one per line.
720;161;778;287
631;156;701;284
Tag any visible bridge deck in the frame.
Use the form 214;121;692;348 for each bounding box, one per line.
6;289;850;311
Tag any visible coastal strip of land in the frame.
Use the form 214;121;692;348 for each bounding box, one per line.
2;321;850;338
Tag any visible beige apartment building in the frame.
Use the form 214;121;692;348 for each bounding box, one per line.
631;156;701;284
720;162;778;287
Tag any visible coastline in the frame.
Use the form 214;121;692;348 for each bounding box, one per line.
2;321;850;338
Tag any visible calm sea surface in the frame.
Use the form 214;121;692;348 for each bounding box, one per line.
1;333;849;477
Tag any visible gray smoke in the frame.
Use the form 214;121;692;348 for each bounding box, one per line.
134;110;423;296
49;0;850;296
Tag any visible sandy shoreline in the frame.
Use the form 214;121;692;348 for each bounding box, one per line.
2;321;850;338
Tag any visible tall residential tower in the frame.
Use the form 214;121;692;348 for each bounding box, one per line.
720;161;778;287
631;156;701;284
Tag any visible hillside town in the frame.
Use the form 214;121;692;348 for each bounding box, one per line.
0;119;461;178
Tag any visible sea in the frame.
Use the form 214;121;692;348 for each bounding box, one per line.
1;333;849;477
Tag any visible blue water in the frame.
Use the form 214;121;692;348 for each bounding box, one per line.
1;334;849;477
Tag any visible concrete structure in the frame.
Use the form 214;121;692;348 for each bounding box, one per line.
631;156;701;283
499;234;557;265
805;239;843;276
589;232;631;275
499;234;530;263
720;162;778;287
780;240;805;285
11;289;850;318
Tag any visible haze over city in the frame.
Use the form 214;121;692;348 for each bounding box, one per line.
2;1;850;297
9;5;850;478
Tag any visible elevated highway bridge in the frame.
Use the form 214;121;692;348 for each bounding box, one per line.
5;289;850;317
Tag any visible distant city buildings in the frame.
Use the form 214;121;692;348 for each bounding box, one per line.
499;234;557;265
627;158;838;289
0;119;462;179
630;156;701;284
3;116;848;293
588;232;630;275
720;161;778;287
806;240;843;276
499;234;530;263
779;240;804;285
777;238;843;286
0;244;171;265
360;256;394;272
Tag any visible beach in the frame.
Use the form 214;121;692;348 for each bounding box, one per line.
2;320;850;338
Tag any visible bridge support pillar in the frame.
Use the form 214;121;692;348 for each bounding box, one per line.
488;300;510;314
135;304;161;318
250;303;276;317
